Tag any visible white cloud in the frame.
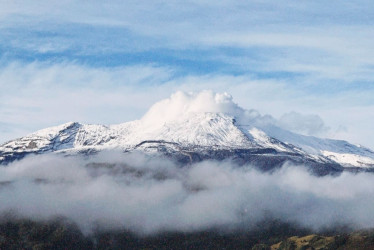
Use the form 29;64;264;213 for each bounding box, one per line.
1;1;374;81
2;153;374;234
278;112;329;136
141;90;245;128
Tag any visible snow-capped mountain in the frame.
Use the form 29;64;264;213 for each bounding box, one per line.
1;91;374;175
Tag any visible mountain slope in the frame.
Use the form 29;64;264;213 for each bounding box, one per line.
0;111;372;174
1;91;374;174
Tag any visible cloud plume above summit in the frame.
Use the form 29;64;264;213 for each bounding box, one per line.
140;90;330;137
141;91;245;127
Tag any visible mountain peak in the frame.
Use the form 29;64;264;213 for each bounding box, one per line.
32;122;81;138
1;91;374;171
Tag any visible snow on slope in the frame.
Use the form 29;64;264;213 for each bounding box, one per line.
0;122;81;154
242;127;294;153
73;112;255;149
1;90;374;168
257;124;374;167
0;113;256;155
321;151;374;168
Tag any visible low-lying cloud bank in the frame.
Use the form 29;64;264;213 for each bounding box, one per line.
1;152;374;235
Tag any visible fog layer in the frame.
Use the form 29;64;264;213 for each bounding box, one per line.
1;152;374;234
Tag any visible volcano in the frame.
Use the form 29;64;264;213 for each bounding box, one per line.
1;91;374;175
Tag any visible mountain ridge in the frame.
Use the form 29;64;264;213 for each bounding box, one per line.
1;111;373;175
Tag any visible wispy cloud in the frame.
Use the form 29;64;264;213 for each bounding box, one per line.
1;1;374;80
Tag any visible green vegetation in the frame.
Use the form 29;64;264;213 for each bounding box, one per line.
0;217;373;249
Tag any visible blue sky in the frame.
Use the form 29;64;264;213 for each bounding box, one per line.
1;1;374;147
